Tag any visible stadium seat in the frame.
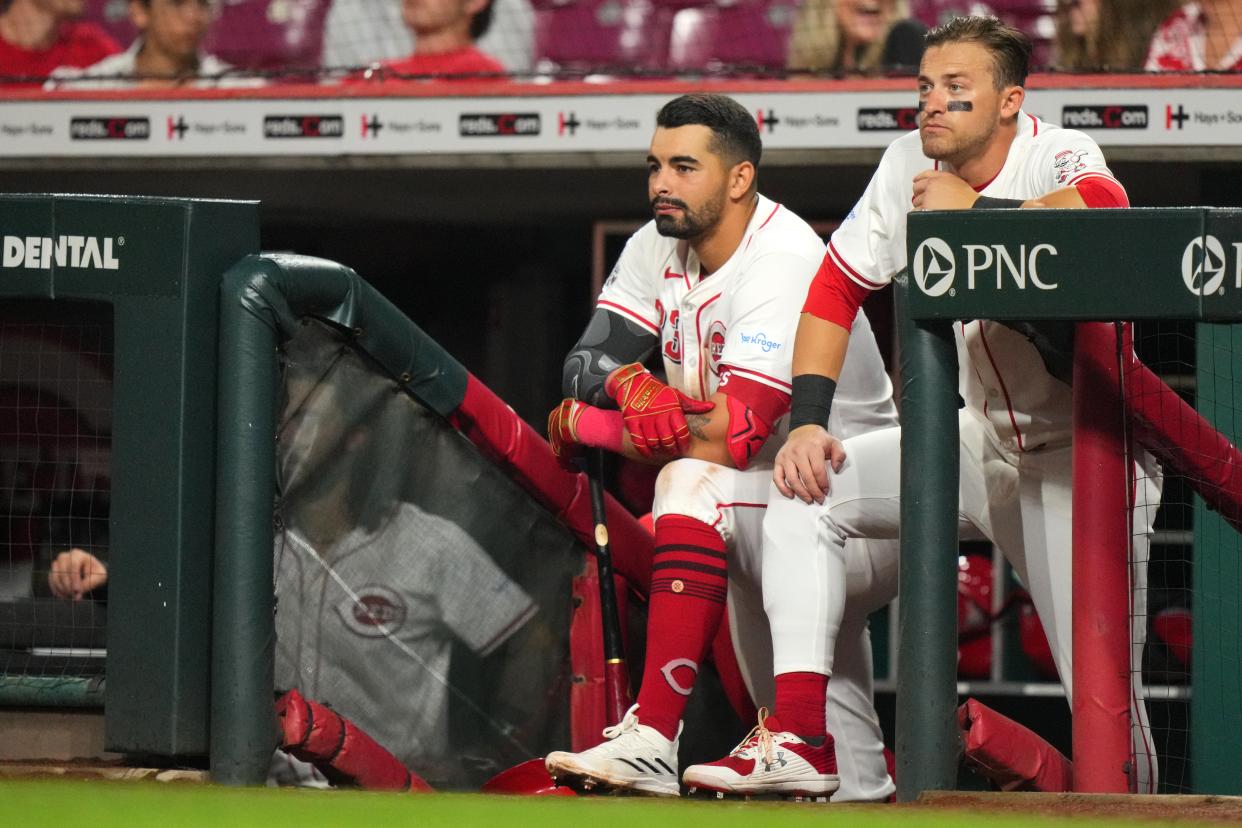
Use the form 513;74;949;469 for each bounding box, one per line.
666;0;800;73
203;0;333;72
531;0;675;74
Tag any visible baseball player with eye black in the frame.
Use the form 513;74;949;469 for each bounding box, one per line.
759;15;1162;795
544;92;900;800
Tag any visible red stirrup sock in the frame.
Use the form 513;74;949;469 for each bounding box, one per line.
634;514;728;740
774;671;830;741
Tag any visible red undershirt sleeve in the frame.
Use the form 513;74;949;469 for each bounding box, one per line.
801;253;873;330
1074;176;1130;208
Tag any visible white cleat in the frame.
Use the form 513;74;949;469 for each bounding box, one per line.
545;704;681;797
681;708;840;798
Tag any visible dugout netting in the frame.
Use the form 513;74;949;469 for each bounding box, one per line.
271;318;581;789
1127;319;1242;795
0;300;111;706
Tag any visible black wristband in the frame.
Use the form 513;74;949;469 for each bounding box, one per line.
789;374;837;431
972;195;1025;209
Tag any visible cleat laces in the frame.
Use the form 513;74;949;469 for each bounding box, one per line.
602;705;642;740
730;707;778;767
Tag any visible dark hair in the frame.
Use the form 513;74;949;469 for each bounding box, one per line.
469;0;494;41
925;16;1031;89
655;93;762;169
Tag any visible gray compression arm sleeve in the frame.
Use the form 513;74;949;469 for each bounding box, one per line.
563;308;657;406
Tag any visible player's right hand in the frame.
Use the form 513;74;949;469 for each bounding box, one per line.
48;548;108;601
547;397;587;467
604;363;715;457
773;424;846;504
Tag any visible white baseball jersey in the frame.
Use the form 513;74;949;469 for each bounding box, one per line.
827;112;1120;452
599;194;823;402
273;502;537;767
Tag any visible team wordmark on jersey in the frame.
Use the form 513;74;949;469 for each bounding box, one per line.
709;321;727;372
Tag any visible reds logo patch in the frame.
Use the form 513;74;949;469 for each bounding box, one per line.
663;309;682;363
707;320;727;375
1052;149;1088;184
338;585;407;637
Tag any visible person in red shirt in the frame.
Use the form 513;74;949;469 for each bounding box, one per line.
0;0;120;81
1146;0;1242;71
378;0;505;77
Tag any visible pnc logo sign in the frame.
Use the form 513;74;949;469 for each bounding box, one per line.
913;237;956;296
1181;235;1236;295
913;237;1060;296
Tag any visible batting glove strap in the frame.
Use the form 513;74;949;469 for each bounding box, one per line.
788;374;837;432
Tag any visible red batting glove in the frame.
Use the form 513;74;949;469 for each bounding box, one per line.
548;398;588;468
604;363;715;457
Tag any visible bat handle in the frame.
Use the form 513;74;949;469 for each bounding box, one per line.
586;448;632;722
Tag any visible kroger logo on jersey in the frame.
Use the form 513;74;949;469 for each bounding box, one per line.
1181;235;1242;295
912;237;1060;296
740;331;783;353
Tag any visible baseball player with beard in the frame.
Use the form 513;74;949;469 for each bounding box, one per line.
543;93;899;800
711;16;1161;796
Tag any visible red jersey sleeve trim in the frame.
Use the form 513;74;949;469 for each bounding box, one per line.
723;364;793;393
826;242;885;290
802;253;872;330
1072;174;1129;208
597;299;660;334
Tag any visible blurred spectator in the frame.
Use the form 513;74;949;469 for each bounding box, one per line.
47;0;260;87
374;0;505;75
1055;0;1176;70
322;0;530;71
787;0;926;73
0;0;119;81
1146;0;1242;70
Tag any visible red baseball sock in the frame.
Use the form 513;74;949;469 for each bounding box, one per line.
634;514;728;741
774;671;829;739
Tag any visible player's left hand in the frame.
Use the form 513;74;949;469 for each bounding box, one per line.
605;363;715;457
912;169;983;211
773;424;846;504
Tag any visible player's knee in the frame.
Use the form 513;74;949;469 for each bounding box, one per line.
653;458;728;533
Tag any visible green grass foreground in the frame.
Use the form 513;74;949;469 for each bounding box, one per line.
0;779;1212;828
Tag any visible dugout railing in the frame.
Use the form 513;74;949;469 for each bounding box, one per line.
0;195;651;785
899;207;1242;800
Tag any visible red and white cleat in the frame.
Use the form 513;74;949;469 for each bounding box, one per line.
682;708;839;798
